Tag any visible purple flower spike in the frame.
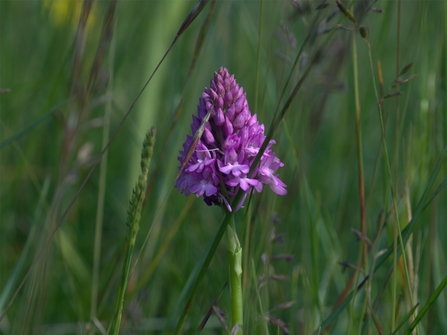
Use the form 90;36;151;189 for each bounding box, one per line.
175;67;287;211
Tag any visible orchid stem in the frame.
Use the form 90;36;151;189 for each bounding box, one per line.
226;216;243;334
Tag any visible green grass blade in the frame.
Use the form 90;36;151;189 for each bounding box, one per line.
422;176;447;211
391;303;419;335
404;275;447;335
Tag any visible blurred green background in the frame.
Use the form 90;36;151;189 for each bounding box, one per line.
1;0;446;334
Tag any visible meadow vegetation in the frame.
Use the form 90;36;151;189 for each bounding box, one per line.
0;0;446;334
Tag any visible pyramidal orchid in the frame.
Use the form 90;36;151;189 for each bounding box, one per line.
175;67;286;212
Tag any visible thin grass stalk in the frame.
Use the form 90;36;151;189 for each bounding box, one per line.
390;0;401;331
394;0;401;199
352;26;368;274
251;260;269;335
392;103;399;331
240;195;254;332
352;29;370;334
111;128;156;334
370;303;384;335
391;189;418;333
254;0;264;115
347;239;366;335
346;29;366;334
270;7;325;124
90;14;116;325
258;199;272;324
111;230;139;334
444;15;447;307
364;22;393;332
60;0;93;179
445;0;447;178
361;214;388;334
97;238;127;316
404;186;417;329
241;195;253;293
304;177;322;321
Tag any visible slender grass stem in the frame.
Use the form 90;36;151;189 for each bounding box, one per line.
254;0;264;115
251;260;269;335
352;26;368;276
351;26;372;334
392;1;402;328
111;225;139;334
90;16;116;324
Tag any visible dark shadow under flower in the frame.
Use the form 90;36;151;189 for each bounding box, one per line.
176;67;286;211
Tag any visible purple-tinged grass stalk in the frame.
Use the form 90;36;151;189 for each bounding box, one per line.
175;67;287;333
111;127;156;335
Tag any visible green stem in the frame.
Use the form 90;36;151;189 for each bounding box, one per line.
90;18;116;324
112;227;138;334
226;217;243;334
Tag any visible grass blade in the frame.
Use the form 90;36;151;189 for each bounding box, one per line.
404;275;447;335
391;303;419;335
